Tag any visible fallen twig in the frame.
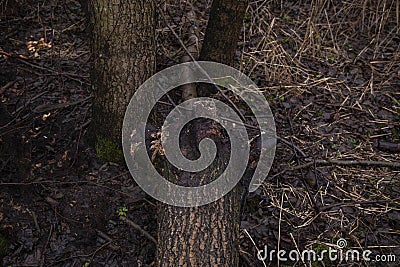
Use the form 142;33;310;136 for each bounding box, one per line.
295;159;400;170
320;198;400;212
95;229;119;250
32;96;92;113
277;136;308;158
0;80;17;94
270;158;400;182
377;141;400;153
119;216;157;245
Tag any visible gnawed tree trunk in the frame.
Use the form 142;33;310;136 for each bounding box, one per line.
88;0;156;162
156;1;249;266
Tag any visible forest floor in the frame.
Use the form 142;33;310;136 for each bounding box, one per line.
0;0;399;266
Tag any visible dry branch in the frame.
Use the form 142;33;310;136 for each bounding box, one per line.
293;159;400;170
119;216;157;245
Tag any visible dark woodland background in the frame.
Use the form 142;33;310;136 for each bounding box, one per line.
0;0;399;266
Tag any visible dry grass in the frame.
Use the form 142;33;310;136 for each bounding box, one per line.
240;0;399;88
158;0;400;265
238;1;400;266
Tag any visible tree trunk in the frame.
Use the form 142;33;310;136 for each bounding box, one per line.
198;0;249;97
157;189;240;266
199;0;249;66
156;133;240;266
88;0;156;162
156;1;249;266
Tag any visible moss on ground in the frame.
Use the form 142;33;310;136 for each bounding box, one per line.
0;234;8;262
95;135;124;163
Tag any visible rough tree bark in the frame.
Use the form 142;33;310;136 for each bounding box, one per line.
199;0;249;65
156;1;249;266
198;0;249;97
88;0;156;162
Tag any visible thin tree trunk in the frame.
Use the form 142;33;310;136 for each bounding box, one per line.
199;0;249;66
156;1;249;266
88;0;156;161
198;0;249;97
